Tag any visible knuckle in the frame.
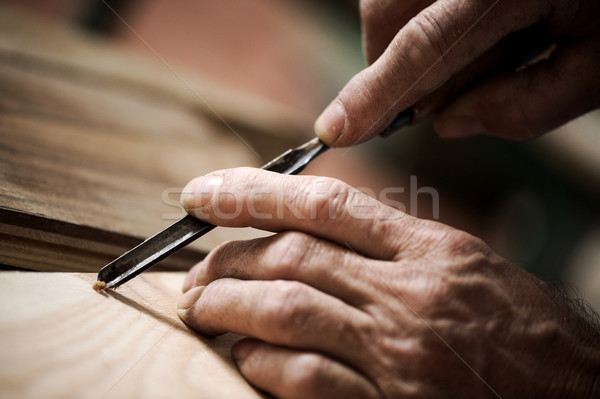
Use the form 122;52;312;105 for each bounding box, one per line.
397;226;501;309
413;9;451;56
202;240;238;279
264;232;315;276
288;353;327;392
391;266;448;315
426;225;489;260
443;229;489;255
395;11;452;89
260;281;310;338
317;178;353;221
367;219;399;258
292;176;352;222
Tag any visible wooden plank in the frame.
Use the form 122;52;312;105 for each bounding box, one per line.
0;271;263;399
0;52;257;238
0;212;199;272
0;13;277;271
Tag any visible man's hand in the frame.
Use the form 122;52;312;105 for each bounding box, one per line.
177;168;600;398
314;0;600;145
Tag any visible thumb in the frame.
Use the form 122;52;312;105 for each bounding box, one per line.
313;45;446;148
313;0;545;147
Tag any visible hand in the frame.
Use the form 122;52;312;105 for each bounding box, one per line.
177;168;600;398
314;0;600;145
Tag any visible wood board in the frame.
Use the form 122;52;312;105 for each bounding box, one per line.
0;271;263;399
0;6;288;272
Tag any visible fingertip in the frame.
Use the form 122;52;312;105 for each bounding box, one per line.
180;178;198;211
180;173;223;219
314;100;346;146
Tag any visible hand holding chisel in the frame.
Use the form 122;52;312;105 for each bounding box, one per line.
96;24;552;290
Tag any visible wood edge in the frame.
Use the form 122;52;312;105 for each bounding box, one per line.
0;208;205;272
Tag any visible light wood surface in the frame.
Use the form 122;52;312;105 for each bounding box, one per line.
0;271;263;399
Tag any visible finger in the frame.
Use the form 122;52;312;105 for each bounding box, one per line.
314;0;553;147
181;167;412;260
182;261;203;293
360;0;434;64
177;278;374;368
232;338;379;399
435;35;600;140
184;231;378;306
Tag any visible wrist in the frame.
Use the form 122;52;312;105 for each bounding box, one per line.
564;343;600;399
488;278;600;398
549;299;600;398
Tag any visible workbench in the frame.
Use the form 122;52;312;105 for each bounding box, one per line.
0;272;264;399
0;6;310;397
3;3;600;397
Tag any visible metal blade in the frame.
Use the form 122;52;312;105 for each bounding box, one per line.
98;216;214;288
96;138;329;288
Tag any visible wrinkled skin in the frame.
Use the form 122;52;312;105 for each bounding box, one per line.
178;168;600;398
314;0;600;145
177;0;600;397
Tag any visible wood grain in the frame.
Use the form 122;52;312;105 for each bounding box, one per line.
0;271;263;399
0;4;310;143
0;7;282;272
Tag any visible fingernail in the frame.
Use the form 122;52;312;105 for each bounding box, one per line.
232;340;254;362
437;115;484;138
180;174;223;218
177;286;205;318
314;101;346;145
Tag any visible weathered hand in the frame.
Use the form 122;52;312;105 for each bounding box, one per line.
314;0;600;144
177;168;599;398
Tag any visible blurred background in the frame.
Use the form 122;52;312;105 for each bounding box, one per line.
2;0;599;311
